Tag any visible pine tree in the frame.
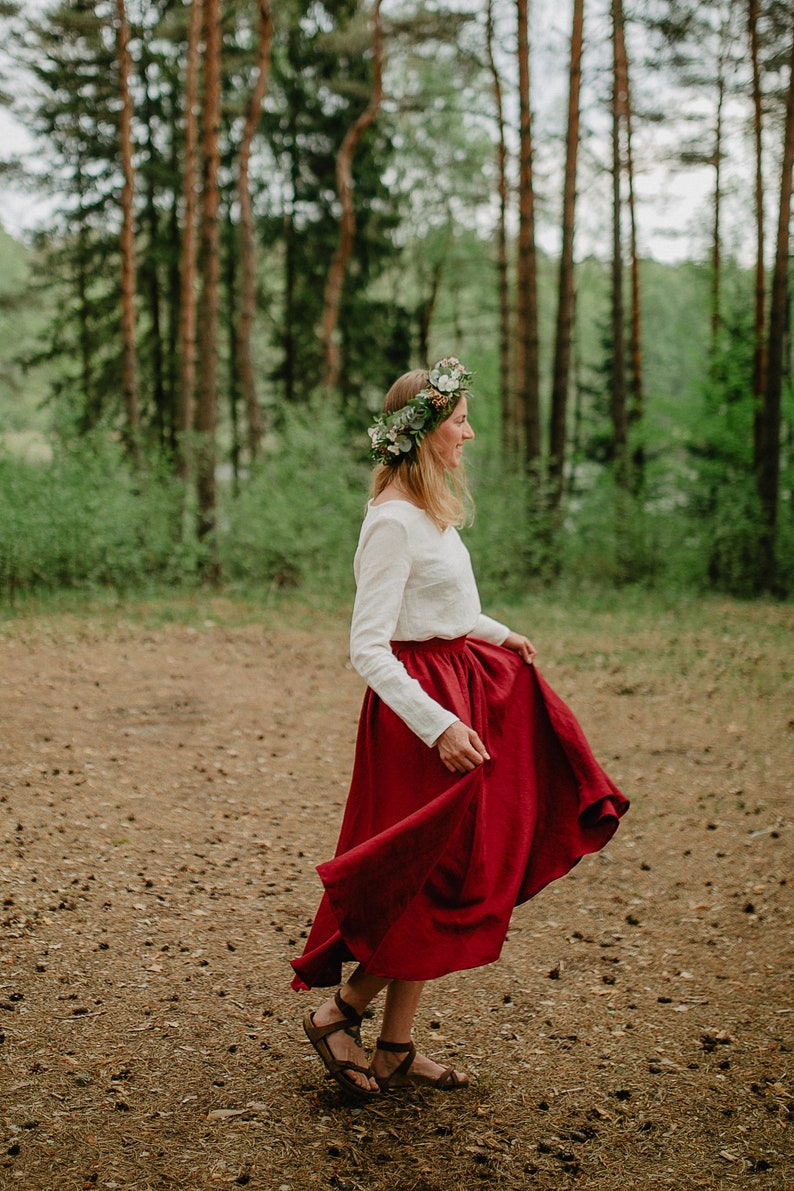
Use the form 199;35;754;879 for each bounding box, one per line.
235;0;273;461
321;0;384;392
176;0;203;480
22;0;124;431
759;12;794;591
515;0;540;472
195;0;222;560
116;0;141;463
485;0;513;455
610;0;629;494
548;0;584;514
260;0;403;413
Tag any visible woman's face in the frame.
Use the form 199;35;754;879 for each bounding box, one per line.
432;397;475;469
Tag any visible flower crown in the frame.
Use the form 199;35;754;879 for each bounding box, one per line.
367;357;474;464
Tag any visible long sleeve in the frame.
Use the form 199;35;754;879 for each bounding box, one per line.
472;613;510;645
350;515;460;747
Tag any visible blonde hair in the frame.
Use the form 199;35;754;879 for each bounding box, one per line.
371;369;473;530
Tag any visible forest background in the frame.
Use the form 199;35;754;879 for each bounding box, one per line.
0;0;793;610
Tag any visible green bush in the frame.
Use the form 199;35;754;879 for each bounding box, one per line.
1;401;790;609
218;401;369;601
465;449;553;601
0;437;198;602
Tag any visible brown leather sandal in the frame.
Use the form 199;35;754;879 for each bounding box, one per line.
374;1038;469;1091
303;989;378;1098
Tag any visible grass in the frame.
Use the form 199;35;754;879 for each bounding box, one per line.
3;585;791;702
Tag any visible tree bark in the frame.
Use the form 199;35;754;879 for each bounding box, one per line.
176;0;203;482
116;0;141;465
759;24;794;591
225;209;241;491
610;0;628;492
486;0;513;456
195;0;222;566
236;0;273;461
548;0;583;512
749;0;767;463
166;108;182;449
710;62;725;362
140;48;167;451
321;0;384;392
615;2;644;494
74;157;94;415
515;0;540;470
417;257;443;366
174;0;203;484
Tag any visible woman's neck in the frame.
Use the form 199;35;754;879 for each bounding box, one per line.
372;479;422;508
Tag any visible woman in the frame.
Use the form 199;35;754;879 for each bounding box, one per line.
291;359;628;1096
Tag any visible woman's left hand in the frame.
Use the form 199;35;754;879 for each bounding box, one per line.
502;631;537;664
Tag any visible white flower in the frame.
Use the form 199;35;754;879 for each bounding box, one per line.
435;373;456;393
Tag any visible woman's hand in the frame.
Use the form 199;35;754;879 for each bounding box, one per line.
435;720;490;774
502;631;537;664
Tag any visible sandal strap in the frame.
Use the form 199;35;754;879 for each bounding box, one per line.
376;1038;416;1082
375;1037;413;1053
326;1058;374;1080
433;1065;464;1089
334;988;363;1028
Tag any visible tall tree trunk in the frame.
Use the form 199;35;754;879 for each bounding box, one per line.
548;0;583;513
417;258;443;366
116;0;141;465
749;0;766;462
710;61;725;362
74;158;94;415
282;31;299;406
321;0;384;392
195;0;222;568
515;0;540;471
236;0;273;462
166;102;182;449
758;24;794;592
569;325;585;501
615;2;644;494
283;203;297;404
176;0;203;482
610;0;628;493
141;51;167;451
225;208;241;492
486;0;513;455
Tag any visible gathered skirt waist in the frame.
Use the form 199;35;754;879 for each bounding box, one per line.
390;635;468;654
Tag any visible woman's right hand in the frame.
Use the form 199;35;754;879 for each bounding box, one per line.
435;720;490;773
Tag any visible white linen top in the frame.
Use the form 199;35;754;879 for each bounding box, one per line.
349;500;510;746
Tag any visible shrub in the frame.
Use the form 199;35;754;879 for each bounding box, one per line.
219;401;369;601
0;437;197;602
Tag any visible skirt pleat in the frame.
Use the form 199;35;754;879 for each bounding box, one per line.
290;637;628;991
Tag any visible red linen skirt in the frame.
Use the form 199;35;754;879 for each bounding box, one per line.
290;636;628;991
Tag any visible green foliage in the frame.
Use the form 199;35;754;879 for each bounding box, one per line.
19;0;128;431
259;0;408;412
218;400;369;599
684;303;782;597
0;438;199;602
463;451;554;601
554;473;680;590
0;228;55;434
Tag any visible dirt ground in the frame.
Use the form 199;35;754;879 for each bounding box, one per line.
0;599;791;1191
